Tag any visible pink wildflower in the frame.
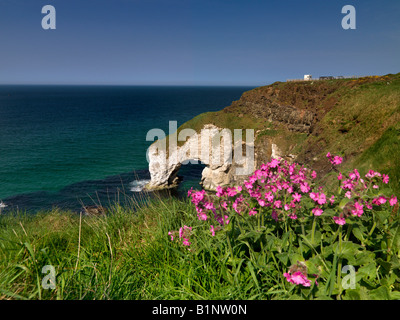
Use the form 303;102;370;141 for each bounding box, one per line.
374;196;387;205
227;187;237;197
284;271;311;287
317;192;327;205
389;196;398;206
311;171;317;179
197;211;208;221
327;152;343;166
265;192;274;202
310;192;318;201
210;225;215;237
223;215;230;225
274;200;282;208
300;182;311;193
270;158;280;168
382;174;389;184
168;231;174;241
244;181;253;190
216;186;225;197
292;192;302;203
249;208;257;216
351;202;364;217
204;202;215;210
333;216;346;225
258;199;266;207
312;207;323;216
332;156;343;165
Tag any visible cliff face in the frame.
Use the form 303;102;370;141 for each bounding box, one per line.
146;73;400;194
146;124;256;191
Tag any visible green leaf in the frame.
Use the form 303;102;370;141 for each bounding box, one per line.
389;221;400;253
300;231;322;248
369;286;391;300
305;259;320;275
351;250;375;266
276;252;289;265
23;242;36;261
333;241;362;260
390;255;400;270
342;289;361;300
339;198;351;210
352;226;365;243
357;262;377;281
238;230;263;243
289;253;305;266
376;258;392;273
389;291;400;300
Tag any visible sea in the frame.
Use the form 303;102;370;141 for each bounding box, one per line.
0;85;254;214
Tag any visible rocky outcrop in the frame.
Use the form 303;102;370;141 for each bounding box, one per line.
145;124;256;191
145;81;331;191
235;98;315;133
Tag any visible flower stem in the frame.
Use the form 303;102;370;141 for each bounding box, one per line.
311;216;317;244
336;225;343;300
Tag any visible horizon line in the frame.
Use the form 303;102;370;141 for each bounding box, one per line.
0;83;267;87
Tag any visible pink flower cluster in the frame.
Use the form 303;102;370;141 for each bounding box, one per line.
334;167;398;224
188;187;230;226
176;153;398;242
283;262;317;287
188;158;322;224
326;152;343;166
284;271;311;287
189;154;398;229
168;225;192;246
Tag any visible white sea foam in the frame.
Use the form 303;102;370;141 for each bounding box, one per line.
129;179;151;192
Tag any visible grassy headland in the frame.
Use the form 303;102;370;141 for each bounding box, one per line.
1;74;400;300
173;73;400;195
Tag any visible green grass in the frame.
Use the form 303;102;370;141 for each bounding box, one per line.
0;196;267;300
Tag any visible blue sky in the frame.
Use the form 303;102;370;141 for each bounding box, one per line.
0;0;399;86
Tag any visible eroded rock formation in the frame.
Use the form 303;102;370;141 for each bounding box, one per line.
145;124;256;191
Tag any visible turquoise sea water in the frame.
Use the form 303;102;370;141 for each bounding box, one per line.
0;85;253;213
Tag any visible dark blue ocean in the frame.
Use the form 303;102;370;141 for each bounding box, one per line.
0;85;253;213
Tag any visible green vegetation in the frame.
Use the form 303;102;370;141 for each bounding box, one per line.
1;73;399;300
1;156;400;300
0;197;207;299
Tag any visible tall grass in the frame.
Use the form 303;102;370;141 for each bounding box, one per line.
0;193;264;300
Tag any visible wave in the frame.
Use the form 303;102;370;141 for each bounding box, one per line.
129;179;151;192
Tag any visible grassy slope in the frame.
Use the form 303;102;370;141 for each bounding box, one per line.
171;73;400;195
0;196;268;300
304;74;400;195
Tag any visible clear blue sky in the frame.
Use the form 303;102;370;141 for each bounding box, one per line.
0;0;399;86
